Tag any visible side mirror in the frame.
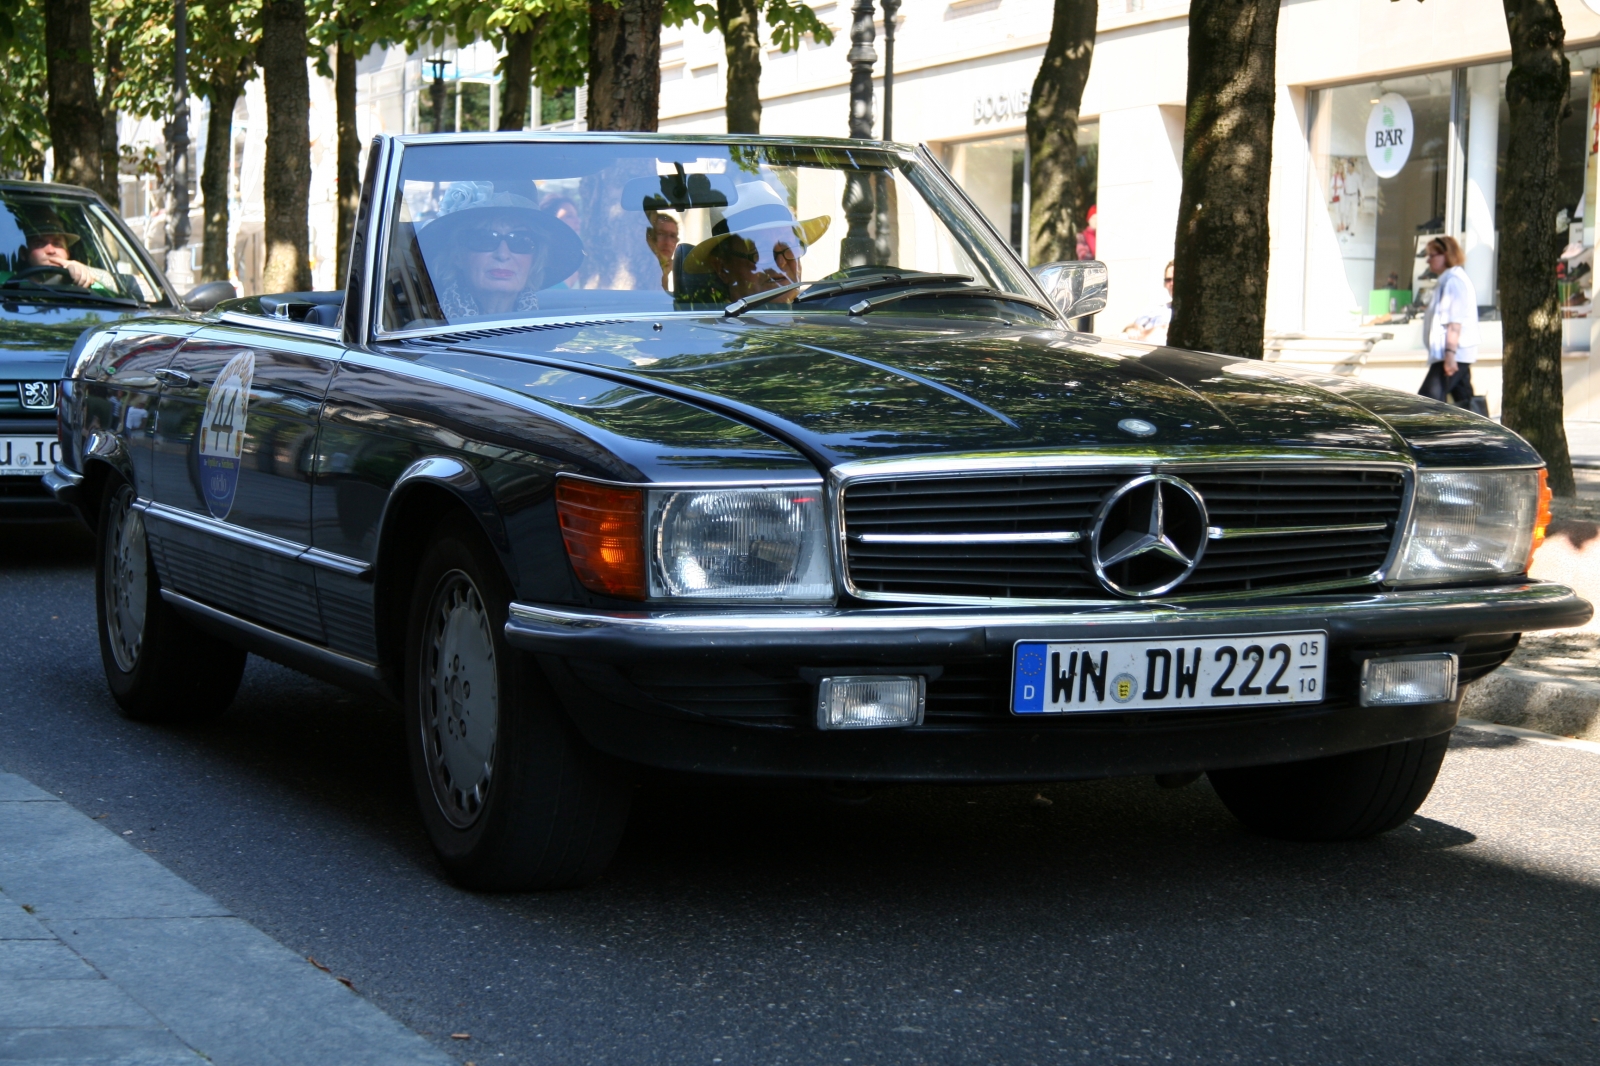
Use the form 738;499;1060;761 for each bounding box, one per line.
1032;260;1108;320
182;280;237;313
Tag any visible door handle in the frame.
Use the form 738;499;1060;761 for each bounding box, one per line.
153;368;192;388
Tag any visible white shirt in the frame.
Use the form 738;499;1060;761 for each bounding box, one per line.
1423;265;1479;364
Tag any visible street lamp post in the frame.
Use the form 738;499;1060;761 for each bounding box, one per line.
880;0;900;141
841;0;878;267
166;0;191;277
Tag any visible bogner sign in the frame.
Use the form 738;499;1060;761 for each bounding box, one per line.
1366;92;1414;178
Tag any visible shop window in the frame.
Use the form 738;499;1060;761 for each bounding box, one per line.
1460;48;1598;322
1309;72;1452;324
943;123;1097;263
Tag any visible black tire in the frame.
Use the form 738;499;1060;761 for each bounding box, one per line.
402;515;631;891
1208;731;1451;841
95;480;246;723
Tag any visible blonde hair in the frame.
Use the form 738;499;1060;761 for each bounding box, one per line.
1426;236;1465;269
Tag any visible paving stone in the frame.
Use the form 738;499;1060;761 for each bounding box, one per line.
0;895;51;941
0;803;228;921
48;917;452;1066
0;1026;201;1064
0;979;163;1028
0;941;97;981
0;775;56;803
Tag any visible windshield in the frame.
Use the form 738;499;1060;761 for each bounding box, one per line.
380;139;1040;332
0;189;167;306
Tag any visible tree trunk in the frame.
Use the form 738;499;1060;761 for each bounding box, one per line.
587;0;664;131
44;0;102;188
500;25;535;130
1499;0;1577;497
1026;0;1095;266
258;0;311;293
335;38;359;289
199;70;243;285
719;0;762;134
98;36;122;206
429;65;446;133
1166;0;1280;360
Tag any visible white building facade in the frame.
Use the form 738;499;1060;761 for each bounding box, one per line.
123;0;1600;428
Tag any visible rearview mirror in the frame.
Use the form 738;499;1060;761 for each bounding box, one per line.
1032;260;1108;321
182;280;237;312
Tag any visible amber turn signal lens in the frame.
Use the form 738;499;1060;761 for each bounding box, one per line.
1528;468;1553;569
555;478;646;599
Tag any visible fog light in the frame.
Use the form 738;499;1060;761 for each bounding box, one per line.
1359;653;1459;707
817;676;925;730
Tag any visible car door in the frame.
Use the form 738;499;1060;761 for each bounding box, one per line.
147;322;342;642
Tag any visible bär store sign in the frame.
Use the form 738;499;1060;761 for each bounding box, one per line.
974;89;1030;125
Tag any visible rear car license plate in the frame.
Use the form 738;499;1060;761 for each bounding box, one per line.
0;436;59;476
1012;632;1327;714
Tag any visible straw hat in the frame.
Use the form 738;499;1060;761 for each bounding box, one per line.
420;183;584;283
683;182;830;273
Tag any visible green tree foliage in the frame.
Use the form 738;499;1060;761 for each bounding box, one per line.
0;0;49;178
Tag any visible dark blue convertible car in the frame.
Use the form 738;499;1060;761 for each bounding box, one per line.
47;133;1592;890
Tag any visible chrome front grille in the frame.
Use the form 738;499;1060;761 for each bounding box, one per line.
840;464;1407;603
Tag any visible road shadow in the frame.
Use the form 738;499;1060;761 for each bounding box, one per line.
5;553;1598;1064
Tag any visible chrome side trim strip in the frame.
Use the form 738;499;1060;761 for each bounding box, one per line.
136;499;304;561
134;499;373;579
162;590;382;681
506;581;1583;637
1207;522;1389;541
853;530;1082;545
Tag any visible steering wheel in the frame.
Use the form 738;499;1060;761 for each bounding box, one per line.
3;265;76;284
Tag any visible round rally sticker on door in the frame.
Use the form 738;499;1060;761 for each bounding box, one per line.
198;351;255;520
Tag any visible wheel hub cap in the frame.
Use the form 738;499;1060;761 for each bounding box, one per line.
423;573;499;829
104;491;148;673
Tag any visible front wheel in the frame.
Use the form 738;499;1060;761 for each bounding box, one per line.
403;516;631;891
95;480;245;723
1208;732;1451;841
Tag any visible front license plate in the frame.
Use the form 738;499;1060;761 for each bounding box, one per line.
1012;632;1328;715
0;436;59;476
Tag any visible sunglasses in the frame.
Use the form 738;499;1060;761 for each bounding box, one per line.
1163;275;1174;283
459;229;537;254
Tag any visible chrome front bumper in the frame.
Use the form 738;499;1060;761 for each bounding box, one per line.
504;582;1592;662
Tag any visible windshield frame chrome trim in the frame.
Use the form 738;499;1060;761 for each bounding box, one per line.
365;134;1053;342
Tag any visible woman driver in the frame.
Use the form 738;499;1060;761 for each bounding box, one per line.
681;182;830;304
421;186;584;320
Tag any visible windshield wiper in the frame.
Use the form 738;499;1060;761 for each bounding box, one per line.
794;271;974;304
723;280;809;317
846;285;1056;317
0;280;139;307
722;271;977;318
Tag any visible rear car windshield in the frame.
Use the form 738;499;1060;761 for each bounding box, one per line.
0;190;168;306
380;140;1037;332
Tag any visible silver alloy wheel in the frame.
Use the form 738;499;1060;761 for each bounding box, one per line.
421;570;500;829
104;486;149;673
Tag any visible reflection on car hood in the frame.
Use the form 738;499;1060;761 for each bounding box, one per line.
0;305;134;380
429;316;1543;469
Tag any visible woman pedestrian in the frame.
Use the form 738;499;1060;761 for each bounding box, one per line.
1418;236;1479;406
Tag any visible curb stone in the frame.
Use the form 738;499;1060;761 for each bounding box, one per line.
0;770;456;1066
1457;717;1600;756
1460;665;1600;741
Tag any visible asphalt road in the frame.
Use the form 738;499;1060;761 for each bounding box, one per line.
3;520;1598;1065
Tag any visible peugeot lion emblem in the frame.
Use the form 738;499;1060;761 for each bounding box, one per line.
1089;474;1209;597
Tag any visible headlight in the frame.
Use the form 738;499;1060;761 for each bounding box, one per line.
1388;469;1540;585
650;487;832;602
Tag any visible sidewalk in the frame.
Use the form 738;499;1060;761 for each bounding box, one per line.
1460;463;1600;739
0;771;455;1066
